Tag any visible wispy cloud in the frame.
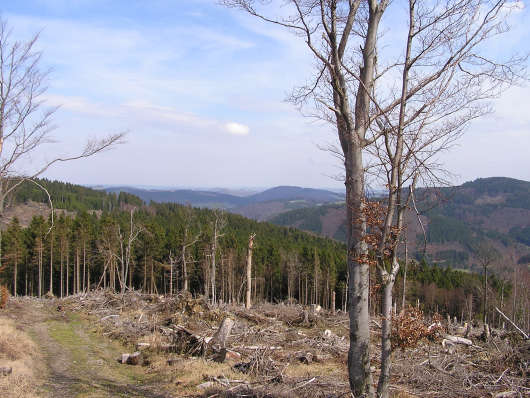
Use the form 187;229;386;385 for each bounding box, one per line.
225;122;250;136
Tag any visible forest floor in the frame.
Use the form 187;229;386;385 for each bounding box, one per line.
0;292;528;398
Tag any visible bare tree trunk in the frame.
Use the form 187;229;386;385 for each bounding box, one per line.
66;242;69;296
76;247;80;294
83;242;86;292
143;252;147;292
313;248;319;305
13;251;17;297
38;239;43;297
245;233;255;309
402;241;408;311
60;244;63;298
377;278;395;397
169;257;173;296
346;153;373;397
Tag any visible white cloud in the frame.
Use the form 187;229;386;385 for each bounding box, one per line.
225;122;250;136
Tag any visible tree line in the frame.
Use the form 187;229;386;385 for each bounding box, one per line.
1;180;525;333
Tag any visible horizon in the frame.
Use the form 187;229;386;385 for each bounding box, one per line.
65;174;530;195
1;1;529;189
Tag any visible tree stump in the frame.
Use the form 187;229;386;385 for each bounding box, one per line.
212;317;234;349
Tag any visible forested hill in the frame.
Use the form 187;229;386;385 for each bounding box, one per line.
270;177;530;273
1;177;524;327
103;185;344;220
1;178;348;302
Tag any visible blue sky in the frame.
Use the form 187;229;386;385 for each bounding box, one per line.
2;0;529;189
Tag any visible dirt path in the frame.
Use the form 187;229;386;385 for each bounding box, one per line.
5;299;172;398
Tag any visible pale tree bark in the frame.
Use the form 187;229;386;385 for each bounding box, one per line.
49;230;54;295
180;206;201;292
245;233;255;310
115;209;142;293
210;210;226;305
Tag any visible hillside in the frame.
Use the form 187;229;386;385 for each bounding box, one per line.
270;177;530;273
103;185;344;219
2;177;527;340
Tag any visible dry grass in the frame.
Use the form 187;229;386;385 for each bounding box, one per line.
0;317;40;398
148;355;247;395
284;361;345;379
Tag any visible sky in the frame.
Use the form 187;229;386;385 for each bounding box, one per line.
1;0;529;190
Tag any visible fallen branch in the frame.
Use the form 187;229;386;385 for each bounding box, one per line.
495;307;529;340
443;335;472;346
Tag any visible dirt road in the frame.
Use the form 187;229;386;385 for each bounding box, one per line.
3;298;172;398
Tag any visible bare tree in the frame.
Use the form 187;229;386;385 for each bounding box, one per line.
476;244;499;338
180;205;201;292
0;18;125;269
245;232;256;309
115;209;143;293
210;210;226;304
222;1;525;396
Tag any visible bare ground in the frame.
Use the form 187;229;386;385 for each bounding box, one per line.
1;293;528;398
2;298;172;398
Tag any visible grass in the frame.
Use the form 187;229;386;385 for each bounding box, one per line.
46;314;154;386
0;317;40;398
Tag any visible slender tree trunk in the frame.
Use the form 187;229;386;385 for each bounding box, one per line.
182;247;188;291
60;244;64;298
150;257;154;294
38;239;43;297
377;278;395;397
245;234;254;309
346;150;373;397
76;247;80;294
143;252;147;292
83;242;86;292
66;242;69;296
402;241;408;311
170;257;173;296
14;251;18;297
211;243;217;304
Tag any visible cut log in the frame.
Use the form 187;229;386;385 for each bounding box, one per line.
197;381;215;390
443;335;472;346
167;358;180;366
120;353;130;364
493;391;517;398
298;352;313;364
213;348;242;363
126;351;143;365
101;314;119;321
0;367;12;376
136;342;150;351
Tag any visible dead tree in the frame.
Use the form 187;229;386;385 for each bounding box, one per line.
115;209;142;293
245;233;256;309
210;210;226;305
180;206;201;292
477;245;498;338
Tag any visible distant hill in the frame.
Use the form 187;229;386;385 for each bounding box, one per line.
104;187;246;209
270;177;530;274
103;185;345;219
246;186;343;203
